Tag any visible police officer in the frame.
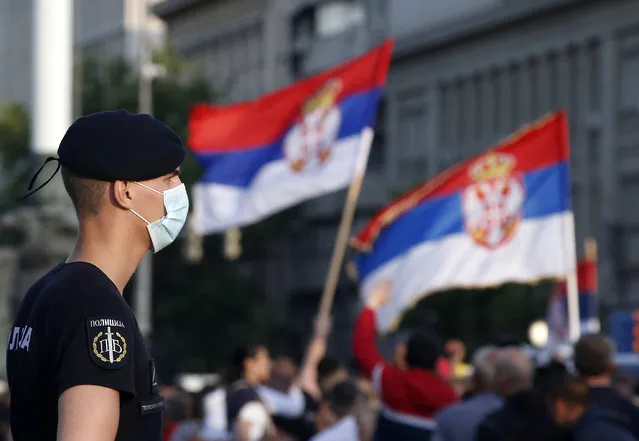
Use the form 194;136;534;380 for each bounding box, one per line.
6;110;189;441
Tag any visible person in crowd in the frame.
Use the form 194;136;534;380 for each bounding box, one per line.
353;280;458;441
446;339;472;379
163;390;192;441
201;384;230;440
261;316;332;441
268;358;298;394
574;334;639;438
310;381;362;441
162;384;187;402
549;372;636;441
612;369;637;401
225;343;275;441
475;347;560;441
433;346;502;441
169;391;208;441
532;360;568;406
389;331;410;370
202;318;332;441
262;358;300;441
317;357;349;397
352;373;380;410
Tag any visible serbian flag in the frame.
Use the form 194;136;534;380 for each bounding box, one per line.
352;112;575;331
547;257;599;345
187;40;393;234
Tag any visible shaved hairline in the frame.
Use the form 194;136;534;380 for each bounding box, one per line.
60;166;108;218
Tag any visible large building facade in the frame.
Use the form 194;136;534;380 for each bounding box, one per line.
156;0;639;351
0;0;166;108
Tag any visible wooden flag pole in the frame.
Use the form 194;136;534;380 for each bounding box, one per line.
317;128;374;319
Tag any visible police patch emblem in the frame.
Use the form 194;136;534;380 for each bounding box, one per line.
86;317;129;369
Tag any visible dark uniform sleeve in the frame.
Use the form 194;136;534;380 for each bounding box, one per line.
50;286;136;398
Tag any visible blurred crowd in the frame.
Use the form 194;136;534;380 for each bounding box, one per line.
148;281;639;441
1;279;638;441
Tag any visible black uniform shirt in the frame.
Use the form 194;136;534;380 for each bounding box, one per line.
6;262;164;441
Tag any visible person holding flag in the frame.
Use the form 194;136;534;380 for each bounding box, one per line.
352;280;458;441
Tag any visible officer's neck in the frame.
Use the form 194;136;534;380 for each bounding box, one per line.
68;223;148;294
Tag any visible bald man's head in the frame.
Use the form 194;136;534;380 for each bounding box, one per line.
494;348;534;397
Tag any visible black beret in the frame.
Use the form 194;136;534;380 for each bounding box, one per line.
58;110;186;181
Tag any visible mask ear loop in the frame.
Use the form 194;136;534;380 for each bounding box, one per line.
18;156;61;201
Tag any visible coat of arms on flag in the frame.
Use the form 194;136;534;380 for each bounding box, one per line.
284;79;342;173
462;152;525;249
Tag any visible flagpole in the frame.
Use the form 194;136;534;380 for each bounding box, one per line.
317;127;374;319
565;213;581;342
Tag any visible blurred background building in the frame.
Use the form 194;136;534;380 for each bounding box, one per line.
151;0;639;355
0;0;166;108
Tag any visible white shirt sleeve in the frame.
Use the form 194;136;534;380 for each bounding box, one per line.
257;385;305;418
237;401;271;441
203;388;228;433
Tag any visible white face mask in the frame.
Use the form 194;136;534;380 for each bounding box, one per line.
130;182;189;253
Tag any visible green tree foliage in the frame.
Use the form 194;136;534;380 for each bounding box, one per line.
400;281;553;352
79;44;210;188
0;103;30;164
149;235;279;378
0;102;31;214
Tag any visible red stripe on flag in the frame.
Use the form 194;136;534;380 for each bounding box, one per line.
557;260;598;294
187;40;394;153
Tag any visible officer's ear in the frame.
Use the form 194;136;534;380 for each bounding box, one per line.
111;180;135;210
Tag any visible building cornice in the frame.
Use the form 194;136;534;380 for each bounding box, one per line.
153;0;209;20
394;0;597;60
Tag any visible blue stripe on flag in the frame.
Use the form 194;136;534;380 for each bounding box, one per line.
561;291;598;320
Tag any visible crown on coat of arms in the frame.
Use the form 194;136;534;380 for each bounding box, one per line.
468;152;516;181
301;79;342;115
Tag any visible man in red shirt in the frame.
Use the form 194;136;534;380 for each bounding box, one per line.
353;280;458;441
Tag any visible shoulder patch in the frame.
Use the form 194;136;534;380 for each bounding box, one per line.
86;317;130;369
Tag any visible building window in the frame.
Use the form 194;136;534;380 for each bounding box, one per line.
291;9;315;52
369;99;386;170
316;1;366;38
397;99;428;184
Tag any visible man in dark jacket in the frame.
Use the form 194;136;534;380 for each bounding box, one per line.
549;372;636;441
574;334;639;438
475;348;562;441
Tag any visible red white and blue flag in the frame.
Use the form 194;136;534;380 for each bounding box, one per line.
547;258;599;345
352;112;576;331
187;40;393;234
